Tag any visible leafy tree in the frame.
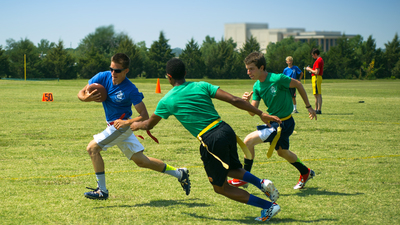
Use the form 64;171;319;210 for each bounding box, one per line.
136;41;149;78
76;25;126;79
384;33;400;77
240;35;261;60
5;38;43;79
37;39;55;58
114;35;143;78
78;45;109;79
205;38;241;79
42;40;77;79
392;59;400;79
358;35;377;79
147;31;174;78
179;38;205;78
265;37;302;73
324;35;361;79
373;48;388;79
0;46;10;77
200;35;218;77
364;35;376;66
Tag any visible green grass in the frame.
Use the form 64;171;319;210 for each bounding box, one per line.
1;78;399;224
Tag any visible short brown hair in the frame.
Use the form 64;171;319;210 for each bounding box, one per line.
311;48;320;56
244;52;266;71
111;53;130;69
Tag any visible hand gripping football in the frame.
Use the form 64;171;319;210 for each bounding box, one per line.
87;83;107;102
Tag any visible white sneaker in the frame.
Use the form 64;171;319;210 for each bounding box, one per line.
255;203;281;222
260;179;279;202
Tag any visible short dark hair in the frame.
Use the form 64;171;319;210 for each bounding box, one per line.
244;52;266;71
111;53;130;69
166;58;185;79
311;48;320;55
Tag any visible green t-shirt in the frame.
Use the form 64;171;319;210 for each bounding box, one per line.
154;81;221;137
252;73;292;118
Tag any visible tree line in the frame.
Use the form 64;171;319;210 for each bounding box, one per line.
1;25;399;80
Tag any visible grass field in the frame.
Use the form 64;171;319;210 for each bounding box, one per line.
1;78;399;224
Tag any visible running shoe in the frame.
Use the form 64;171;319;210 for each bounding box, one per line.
260;179;279;202
255;202;281;222
84;187;109;200
293;169;315;189
227;179;249;188
178;168;191;195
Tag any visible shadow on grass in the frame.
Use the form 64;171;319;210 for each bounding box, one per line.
93;198;210;209
283;187;364;197
183;212;336;224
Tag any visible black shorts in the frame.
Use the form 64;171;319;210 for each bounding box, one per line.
289;88;296;98
199;121;242;187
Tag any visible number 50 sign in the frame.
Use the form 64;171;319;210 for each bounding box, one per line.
42;93;54;102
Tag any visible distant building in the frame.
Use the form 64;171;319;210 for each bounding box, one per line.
224;23;356;53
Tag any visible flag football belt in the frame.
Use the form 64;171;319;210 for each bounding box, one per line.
197;118;252;169
267;114;292;158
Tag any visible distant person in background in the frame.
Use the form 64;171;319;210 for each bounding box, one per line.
283;56;303;113
306;48;324;114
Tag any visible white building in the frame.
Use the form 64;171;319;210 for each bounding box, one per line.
225;23;356;53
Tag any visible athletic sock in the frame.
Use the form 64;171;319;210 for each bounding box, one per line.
294;104;297;110
95;172;107;192
162;164;181;179
242;171;262;189
247;194;273;209
243;158;254;172
291;158;309;175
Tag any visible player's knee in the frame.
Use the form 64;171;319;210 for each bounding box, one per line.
87;141;101;156
244;135;256;146
212;185;224;195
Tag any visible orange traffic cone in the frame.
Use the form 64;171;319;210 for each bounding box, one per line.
155;78;161;93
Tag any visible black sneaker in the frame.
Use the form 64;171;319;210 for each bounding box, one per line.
316;110;321;114
84;187;109;200
178;168;191;195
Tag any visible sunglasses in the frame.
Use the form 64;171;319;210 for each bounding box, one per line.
110;67;126;73
165;74;172;79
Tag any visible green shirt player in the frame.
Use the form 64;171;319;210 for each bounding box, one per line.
130;58;281;222
228;52;317;190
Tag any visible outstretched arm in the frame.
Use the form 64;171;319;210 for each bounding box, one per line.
214;88;281;125
113;102;150;129
289;79;317;120
130;113;162;131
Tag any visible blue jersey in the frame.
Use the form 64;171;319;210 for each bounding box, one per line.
283;66;302;79
89;71;144;122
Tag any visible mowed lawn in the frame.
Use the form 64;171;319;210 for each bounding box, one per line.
0;78;399;224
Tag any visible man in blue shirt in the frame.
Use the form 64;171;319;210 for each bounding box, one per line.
283;56;303;113
77;53;190;200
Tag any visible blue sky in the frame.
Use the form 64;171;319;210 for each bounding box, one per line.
1;0;399;50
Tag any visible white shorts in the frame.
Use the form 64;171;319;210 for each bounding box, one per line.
93;125;144;159
257;125;276;142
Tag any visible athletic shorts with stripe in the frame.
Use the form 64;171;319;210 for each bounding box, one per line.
200;121;243;187
257;116;295;150
93;125;144;160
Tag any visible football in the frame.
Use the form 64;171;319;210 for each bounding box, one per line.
87;83;107;102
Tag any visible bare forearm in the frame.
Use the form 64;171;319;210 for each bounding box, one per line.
297;84;311;107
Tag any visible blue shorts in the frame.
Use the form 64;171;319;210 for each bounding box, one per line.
257;116;295;150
